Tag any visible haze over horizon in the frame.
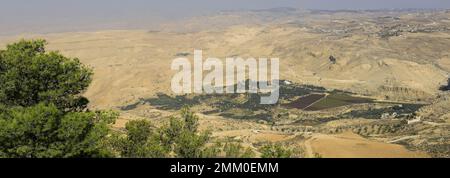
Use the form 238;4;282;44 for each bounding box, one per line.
1;0;450;35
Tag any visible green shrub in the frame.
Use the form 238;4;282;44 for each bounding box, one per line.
259;143;293;158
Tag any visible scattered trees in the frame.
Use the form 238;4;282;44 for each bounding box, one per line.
110;107;261;158
111;107;212;158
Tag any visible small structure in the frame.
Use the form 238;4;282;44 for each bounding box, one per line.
407;116;422;125
381;113;391;119
252;130;261;134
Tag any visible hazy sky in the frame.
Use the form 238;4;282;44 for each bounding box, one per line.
1;0;450;35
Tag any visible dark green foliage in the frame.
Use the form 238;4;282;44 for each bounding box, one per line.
172;129;210;158
200;142;223;158
0;40;115;158
0;39;93;111
259;143;293;158
304;93;374;111
111;107;213;158
161;107;211;158
110;120;167;158
181;107;199;133
198;142;255;158
122;81;363;122
223;142;255;158
126;120;154;144
0;103;116;158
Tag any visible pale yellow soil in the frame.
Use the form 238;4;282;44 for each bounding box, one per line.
304;132;429;158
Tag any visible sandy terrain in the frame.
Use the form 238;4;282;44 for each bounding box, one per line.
304;132;428;158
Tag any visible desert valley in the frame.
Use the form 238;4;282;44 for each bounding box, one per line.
1;8;449;158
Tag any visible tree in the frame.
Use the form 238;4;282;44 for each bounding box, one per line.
0;40;116;158
159;107;212;158
0;103;116;158
259;143;293;158
172;129;210;158
110;120;168;158
0;39;93;111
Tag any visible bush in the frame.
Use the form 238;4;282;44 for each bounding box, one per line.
160;107;211;158
259;143;293;158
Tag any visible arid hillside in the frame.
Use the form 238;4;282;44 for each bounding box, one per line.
2;10;449;109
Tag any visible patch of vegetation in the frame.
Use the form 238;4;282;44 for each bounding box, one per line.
121;80;330;121
220;111;273;121
305;93;374;111
341;104;424;119
259;143;298;158
278;83;327;100
121;80;383;122
221;142;255;158
109;119;167;158
111;107;211;158
293;117;342;126
111;107;262;158
285;94;326;109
